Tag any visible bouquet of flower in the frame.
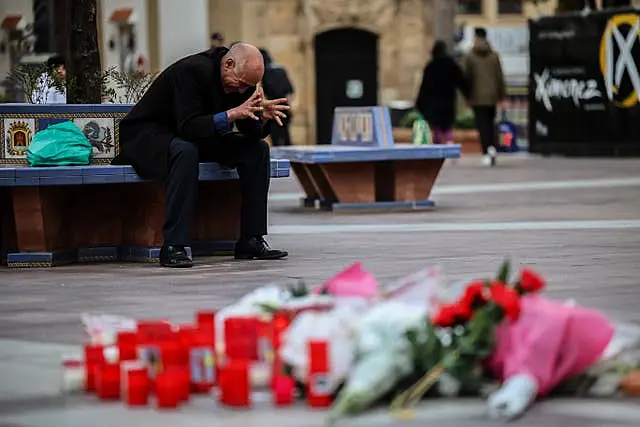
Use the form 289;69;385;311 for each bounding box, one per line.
392;260;546;415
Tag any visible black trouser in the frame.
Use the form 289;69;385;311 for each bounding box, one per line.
269;114;292;146
472;106;497;154
163;133;270;247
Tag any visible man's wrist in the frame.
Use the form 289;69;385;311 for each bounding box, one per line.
226;108;237;122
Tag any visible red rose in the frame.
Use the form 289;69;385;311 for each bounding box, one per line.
489;282;521;321
454;301;473;322
519;268;546;293
460;281;489;309
432;304;458;327
433;302;473;327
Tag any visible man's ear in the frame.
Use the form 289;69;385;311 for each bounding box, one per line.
224;57;234;69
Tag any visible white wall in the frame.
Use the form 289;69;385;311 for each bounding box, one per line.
158;0;207;69
0;0;35;82
100;0;150;72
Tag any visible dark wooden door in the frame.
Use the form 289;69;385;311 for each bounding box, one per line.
314;28;378;145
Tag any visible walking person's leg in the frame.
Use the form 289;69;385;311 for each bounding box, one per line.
473;106;498;166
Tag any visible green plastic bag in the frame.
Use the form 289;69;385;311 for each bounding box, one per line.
412;114;431;145
27;121;92;166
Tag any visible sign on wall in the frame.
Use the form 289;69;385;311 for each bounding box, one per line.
529;9;640;155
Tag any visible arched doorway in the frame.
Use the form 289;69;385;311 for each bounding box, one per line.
314;28;379;145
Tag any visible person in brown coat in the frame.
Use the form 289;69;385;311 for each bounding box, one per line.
462;27;507;166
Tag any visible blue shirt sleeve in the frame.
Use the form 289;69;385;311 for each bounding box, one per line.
213;112;232;134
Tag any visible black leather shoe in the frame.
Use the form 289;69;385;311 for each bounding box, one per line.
234;237;288;260
159;245;193;268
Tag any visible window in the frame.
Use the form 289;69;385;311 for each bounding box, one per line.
458;0;483;15
498;0;523;14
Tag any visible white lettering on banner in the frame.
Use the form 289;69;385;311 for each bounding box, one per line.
534;69;602;112
600;14;640;108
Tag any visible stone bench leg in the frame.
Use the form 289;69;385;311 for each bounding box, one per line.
8;185;124;267
1;188;17;265
291;159;445;212
120;181;241;263
290;163;322;208
10;186;76;267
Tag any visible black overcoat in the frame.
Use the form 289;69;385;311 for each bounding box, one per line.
415;56;470;130
112;47;269;180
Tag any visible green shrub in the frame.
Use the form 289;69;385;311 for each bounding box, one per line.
454;110;475;130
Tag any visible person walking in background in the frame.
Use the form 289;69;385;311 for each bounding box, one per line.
415;40;469;145
259;48;295;146
463;27;507;167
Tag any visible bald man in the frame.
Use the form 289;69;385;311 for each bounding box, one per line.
114;43;290;268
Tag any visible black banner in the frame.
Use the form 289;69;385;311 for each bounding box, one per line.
529;9;640;156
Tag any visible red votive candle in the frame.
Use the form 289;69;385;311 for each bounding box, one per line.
123;362;149;406
117;331;138;362
272;375;295;407
189;329;216;393
96;362;121;400
307;340;332;408
160;336;182;369
177;324;195;366
156;370;181;409
173;366;191;402
225;317;259;360
83;344;104;392
196;311;216;330
219;359;251;408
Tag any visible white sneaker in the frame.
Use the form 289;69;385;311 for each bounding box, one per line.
487;146;497;167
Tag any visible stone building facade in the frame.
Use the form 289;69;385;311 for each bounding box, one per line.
210;0;436;145
209;0;562;145
0;0;564;144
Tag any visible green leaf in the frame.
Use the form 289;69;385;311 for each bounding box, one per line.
255;302;279;314
496;259;511;283
288;280;310;298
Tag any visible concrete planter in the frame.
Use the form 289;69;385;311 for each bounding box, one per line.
454;129;482;154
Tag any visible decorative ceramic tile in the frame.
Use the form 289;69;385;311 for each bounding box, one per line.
37;117;70;131
72;117;116;160
3;118;36;161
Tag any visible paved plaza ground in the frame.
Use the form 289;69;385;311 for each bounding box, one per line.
1;154;640;426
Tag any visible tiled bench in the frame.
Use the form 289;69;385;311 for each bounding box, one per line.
0;161;289;268
272;106;461;211
0;103;290;268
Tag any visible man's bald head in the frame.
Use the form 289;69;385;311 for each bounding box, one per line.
220;42;264;94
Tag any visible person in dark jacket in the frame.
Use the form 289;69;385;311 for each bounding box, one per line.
112;43;290;268
415;40;470;145
259;48;295;146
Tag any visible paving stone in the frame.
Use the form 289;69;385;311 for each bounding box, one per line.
1;156;639;425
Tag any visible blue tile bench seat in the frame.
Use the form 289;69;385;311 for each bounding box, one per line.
0;160;290;268
271;144;460;211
